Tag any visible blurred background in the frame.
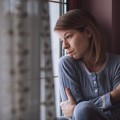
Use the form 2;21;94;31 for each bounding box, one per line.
0;0;120;120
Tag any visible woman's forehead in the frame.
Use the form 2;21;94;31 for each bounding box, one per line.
56;29;77;34
55;29;75;38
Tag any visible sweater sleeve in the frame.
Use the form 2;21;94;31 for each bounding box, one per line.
112;55;120;89
89;93;112;110
59;56;83;104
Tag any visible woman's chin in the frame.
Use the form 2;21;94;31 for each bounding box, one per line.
71;55;81;60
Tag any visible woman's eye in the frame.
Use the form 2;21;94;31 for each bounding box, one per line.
65;35;72;40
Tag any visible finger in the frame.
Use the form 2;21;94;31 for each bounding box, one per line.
65;88;75;103
66;88;73;100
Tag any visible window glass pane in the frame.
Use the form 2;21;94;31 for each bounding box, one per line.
49;2;60;117
49;2;60;77
49;1;67;117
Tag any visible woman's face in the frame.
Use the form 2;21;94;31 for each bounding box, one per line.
56;28;91;60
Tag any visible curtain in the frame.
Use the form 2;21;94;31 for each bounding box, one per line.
0;0;56;120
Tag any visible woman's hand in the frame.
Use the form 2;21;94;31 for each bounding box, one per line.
110;84;120;105
60;88;76;118
116;84;120;90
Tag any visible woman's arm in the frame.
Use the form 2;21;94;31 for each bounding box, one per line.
110;84;120;105
110;57;120;105
60;88;76;118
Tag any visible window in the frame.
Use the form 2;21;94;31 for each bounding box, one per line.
49;0;67;116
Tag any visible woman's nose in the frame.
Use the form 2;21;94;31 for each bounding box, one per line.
62;40;69;49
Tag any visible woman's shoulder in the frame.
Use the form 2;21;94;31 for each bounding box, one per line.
108;53;120;61
107;53;120;67
59;55;73;62
59;55;79;66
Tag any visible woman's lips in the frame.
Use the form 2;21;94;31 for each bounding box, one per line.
68;51;74;56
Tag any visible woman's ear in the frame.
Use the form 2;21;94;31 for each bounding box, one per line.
85;26;92;39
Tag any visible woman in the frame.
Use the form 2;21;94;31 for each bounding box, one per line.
54;9;120;120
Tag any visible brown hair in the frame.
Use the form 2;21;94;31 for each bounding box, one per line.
54;9;106;66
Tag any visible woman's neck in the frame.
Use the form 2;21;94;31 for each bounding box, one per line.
81;53;107;73
85;63;103;72
82;57;104;73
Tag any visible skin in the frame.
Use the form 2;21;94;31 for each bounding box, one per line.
56;28;91;60
110;84;120;105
